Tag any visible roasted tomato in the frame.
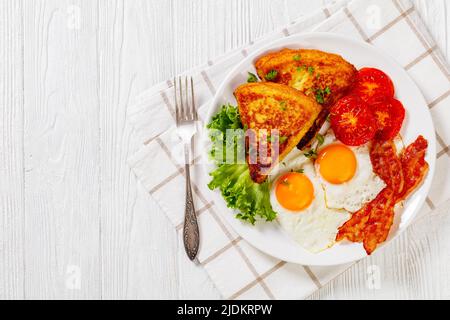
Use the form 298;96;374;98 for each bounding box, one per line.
330;95;377;146
351;68;395;103
370;97;405;140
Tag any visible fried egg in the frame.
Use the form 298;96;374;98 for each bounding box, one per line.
270;162;350;253
315;131;386;212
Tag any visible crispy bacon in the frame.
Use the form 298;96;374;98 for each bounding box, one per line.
398;136;429;201
336;204;372;242
337;188;394;244
336;136;429;255
370;139;404;195
362;188;396;254
337;140;402;245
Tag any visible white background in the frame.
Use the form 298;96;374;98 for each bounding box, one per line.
1;0;449;300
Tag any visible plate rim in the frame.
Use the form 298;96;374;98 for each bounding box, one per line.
202;31;436;266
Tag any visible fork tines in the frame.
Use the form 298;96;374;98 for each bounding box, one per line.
174;76;197;125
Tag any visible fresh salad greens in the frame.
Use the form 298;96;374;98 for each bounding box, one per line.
206;104;243;162
303;133;325;159
207;105;277;225
247;72;259;83
265;70;278;81
315;86;332;104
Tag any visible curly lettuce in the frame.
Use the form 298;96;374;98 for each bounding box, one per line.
207;104;243;162
207;105;277;224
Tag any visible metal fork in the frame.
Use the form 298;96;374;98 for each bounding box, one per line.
174;76;199;261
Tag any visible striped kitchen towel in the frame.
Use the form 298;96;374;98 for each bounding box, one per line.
127;0;450;299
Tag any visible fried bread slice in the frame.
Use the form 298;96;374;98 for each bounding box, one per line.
255;49;357;149
234;82;322;183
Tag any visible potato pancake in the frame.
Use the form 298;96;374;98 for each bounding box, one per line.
255;49;357;149
234;82;322;183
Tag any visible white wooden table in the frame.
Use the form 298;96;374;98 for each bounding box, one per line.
1;0;449;300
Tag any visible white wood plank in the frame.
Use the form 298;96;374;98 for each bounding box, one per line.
22;0;101;299
96;0;134;299
125;184;180;299
96;0;186;299
0;0;25;300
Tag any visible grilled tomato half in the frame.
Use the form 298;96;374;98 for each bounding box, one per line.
330;95;377;146
370;97;406;140
351;68;395;103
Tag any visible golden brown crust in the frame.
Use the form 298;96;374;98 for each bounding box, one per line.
255;49;357;150
234;82;322;183
255;48;357;107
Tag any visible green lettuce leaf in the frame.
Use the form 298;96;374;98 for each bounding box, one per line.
208;164;276;224
207;104;243;162
207;104;242;132
207;105;277;224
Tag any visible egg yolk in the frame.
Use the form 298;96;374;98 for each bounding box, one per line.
317;144;357;184
275;173;314;212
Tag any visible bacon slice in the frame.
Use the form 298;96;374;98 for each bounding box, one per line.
370;139;404;195
337;140;402;244
398;136;429;201
362;188;396;254
336;136;429;255
363;209;395;254
336;204;372;242
337;188;394;244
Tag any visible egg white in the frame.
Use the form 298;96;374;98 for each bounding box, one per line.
270;161;351;253
316;131;386;213
269;147;309;179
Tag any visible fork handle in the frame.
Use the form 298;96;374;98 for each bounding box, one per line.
183;143;199;261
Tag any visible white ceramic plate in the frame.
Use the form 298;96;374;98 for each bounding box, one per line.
203;32;436;266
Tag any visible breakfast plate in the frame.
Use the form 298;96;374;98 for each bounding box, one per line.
203;32;436;266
